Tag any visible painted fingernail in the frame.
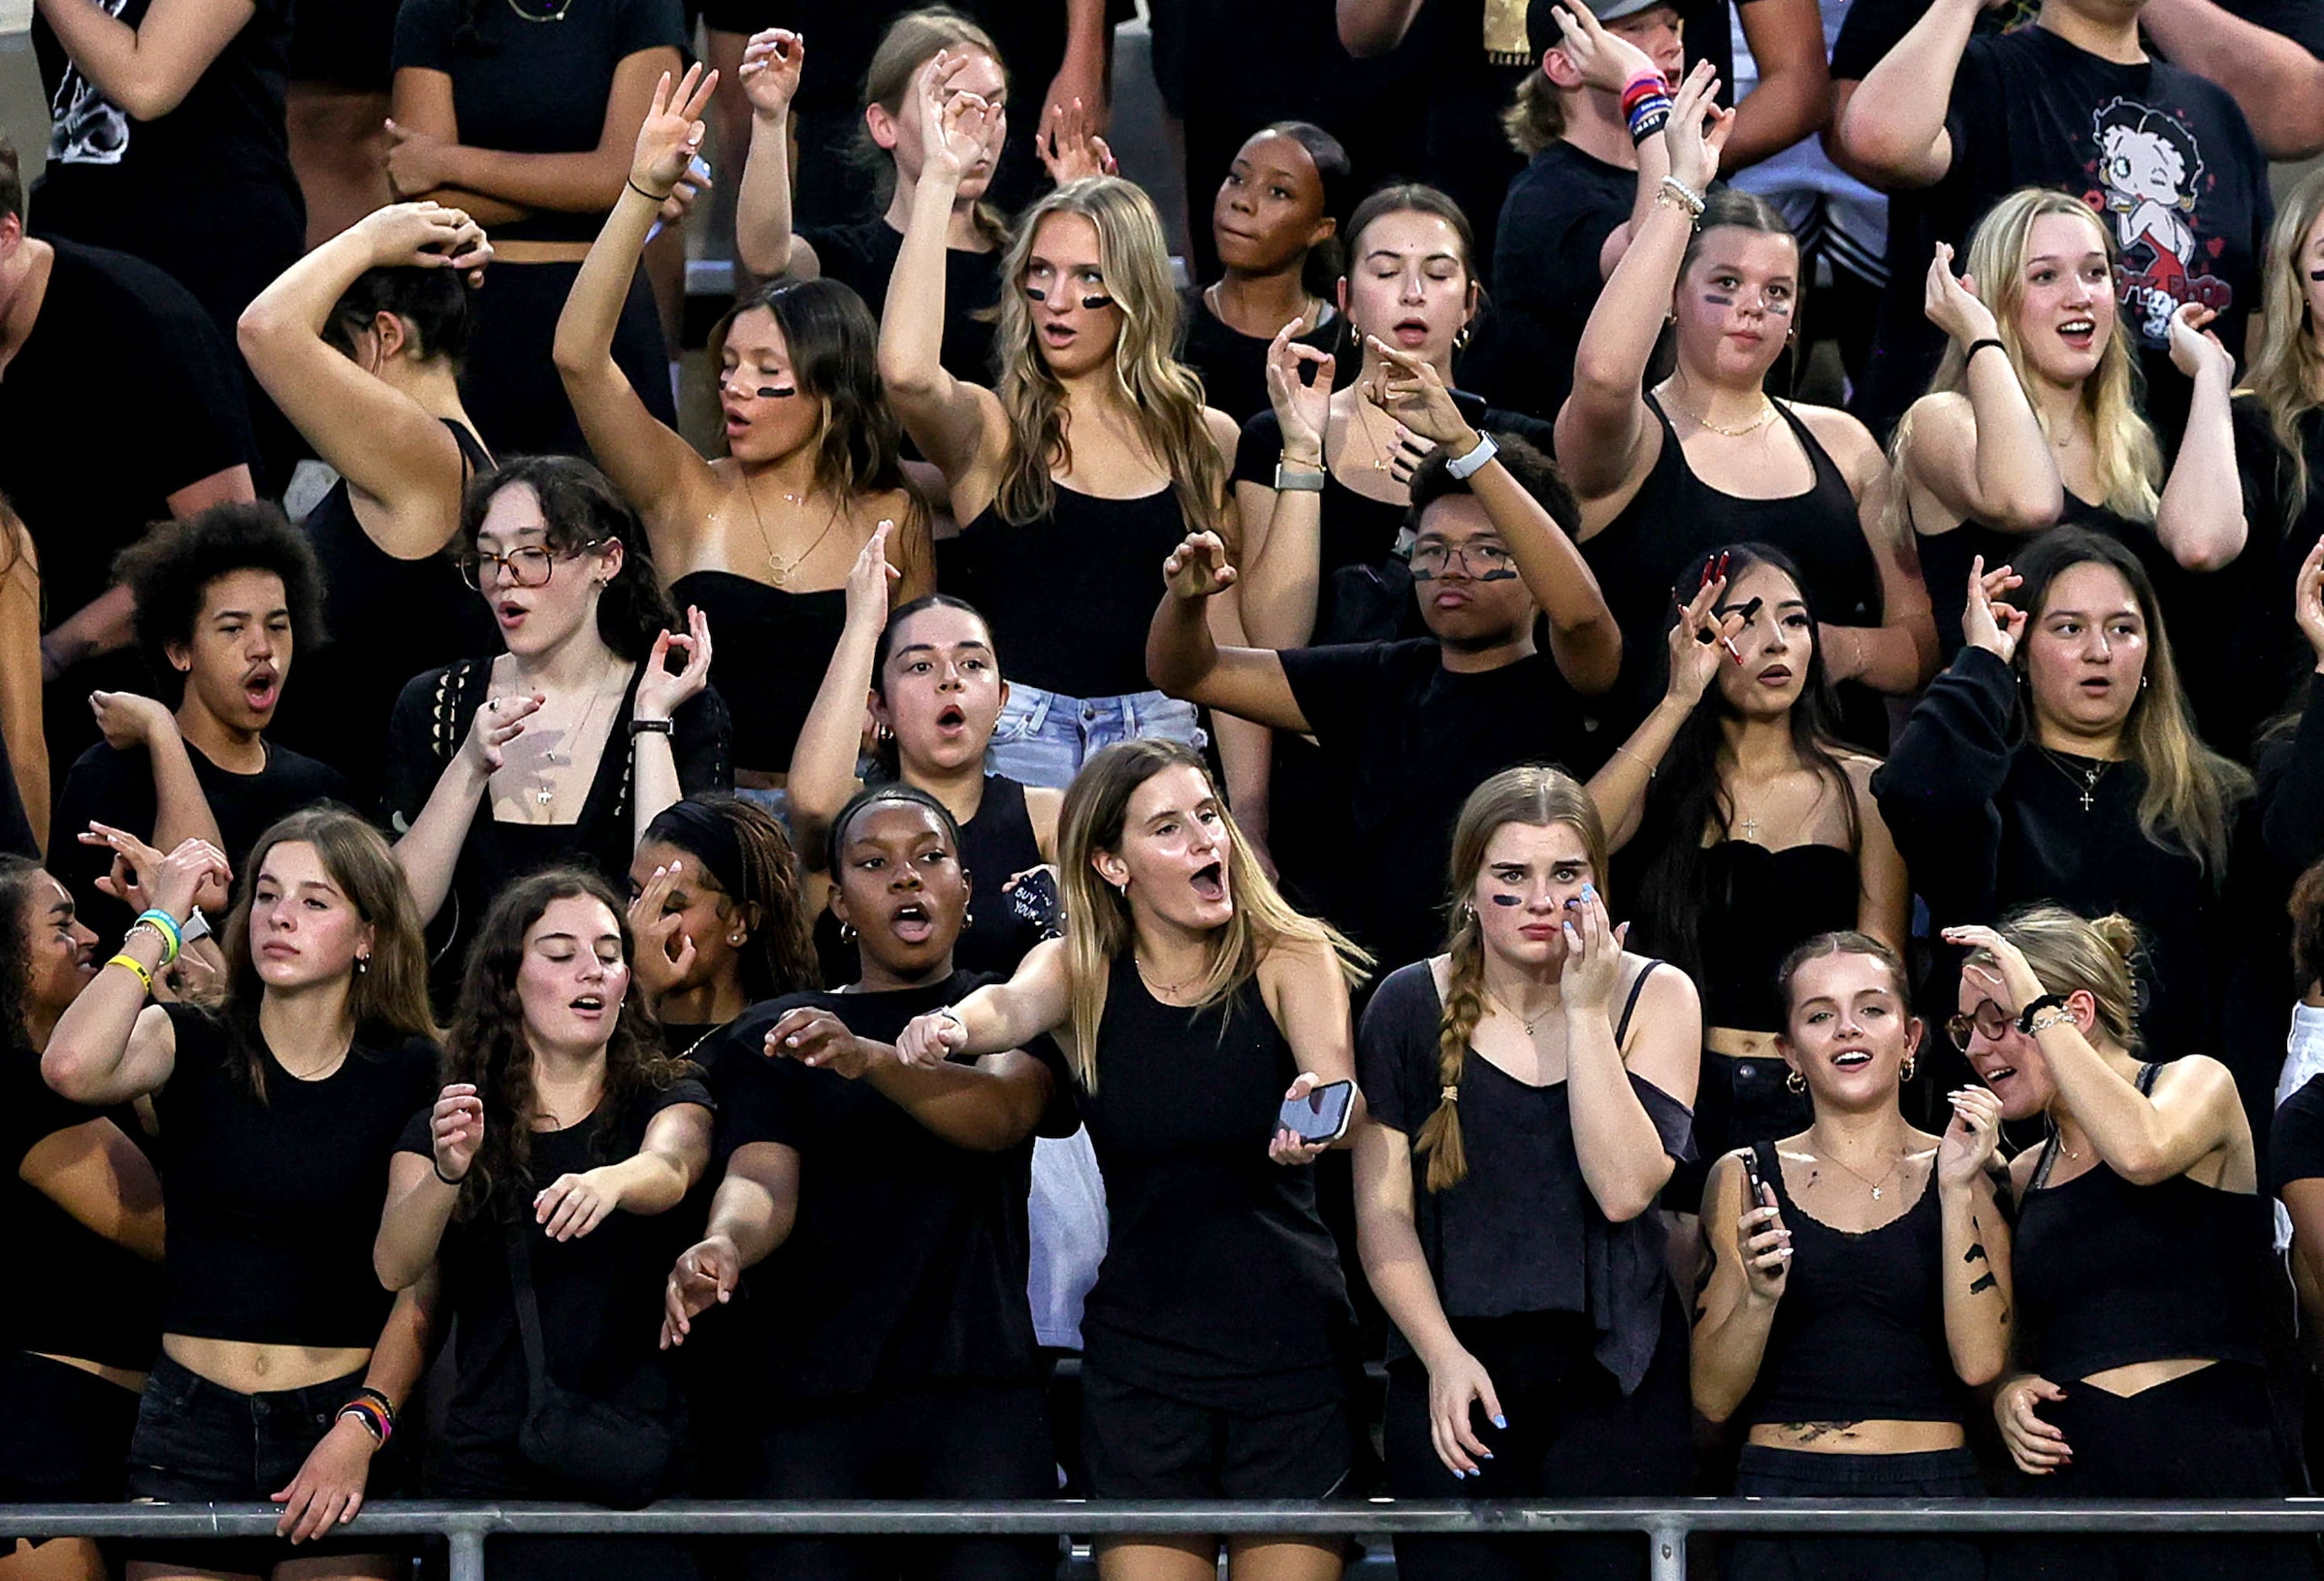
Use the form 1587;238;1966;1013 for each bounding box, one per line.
1492;1414;1508;1429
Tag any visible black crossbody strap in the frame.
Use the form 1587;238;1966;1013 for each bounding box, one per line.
499;1213;555;1403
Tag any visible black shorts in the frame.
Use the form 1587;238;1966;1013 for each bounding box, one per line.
122;1351;408;1576
1078;1365;1352;1501
1724;1445;1987;1581
287;0;401;90
0;1349;141;1503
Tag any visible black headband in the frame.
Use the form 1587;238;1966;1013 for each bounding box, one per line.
644;798;750;902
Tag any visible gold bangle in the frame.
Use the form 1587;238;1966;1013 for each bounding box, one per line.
106;954;154;996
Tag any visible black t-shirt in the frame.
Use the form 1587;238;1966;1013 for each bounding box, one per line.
1465;141;1636;423
155;1004;439;1346
392;0;687;244
1400;0;1532;277
52;734;353;948
1850;23;2271;437
0;1049;163;1369
803;219;1001;389
1280;637;1600;971
706;972;1074;1399
0;241;253;631
2272;1072;2324;1195
402;1077;711;1464
1175;288;1339;428
2218;397;2324;759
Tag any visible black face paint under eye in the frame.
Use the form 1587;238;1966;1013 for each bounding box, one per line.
2311;268;2324;282
1702;290;1735;306
1488;892;1524;907
1024;285;1116;310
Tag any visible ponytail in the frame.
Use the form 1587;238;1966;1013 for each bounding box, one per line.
1418;910;1486;1191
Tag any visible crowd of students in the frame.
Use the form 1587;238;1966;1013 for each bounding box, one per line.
11;0;2324;1575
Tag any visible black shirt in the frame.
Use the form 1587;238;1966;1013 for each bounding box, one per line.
1466;141;1637;423
1280;637;1599;971
803;219;1000;389
403;1077;710;1466
52;734;354;947
2273;1072;2324;1196
154;1003;439;1346
0;1049;162;1370
1357;961;1689;1393
1175;288;1338;428
2215;397;2324;759
0;241;253;632
706;972;1073;1399
391;0;688;245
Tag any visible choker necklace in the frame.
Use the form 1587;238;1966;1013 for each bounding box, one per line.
2037;746;2113;813
1668;386;1776;439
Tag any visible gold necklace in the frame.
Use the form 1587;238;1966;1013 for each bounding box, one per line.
1206;279;1321;338
1669;386;1777;439
1349;391;1399;473
739;471;843;588
1483;987;1553;1037
1804;1145;1905;1201
1135;953;1202;998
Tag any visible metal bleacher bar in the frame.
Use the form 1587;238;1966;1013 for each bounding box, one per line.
8;1498;2324;1580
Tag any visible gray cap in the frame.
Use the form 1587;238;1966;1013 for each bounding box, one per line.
1526;0;1672;58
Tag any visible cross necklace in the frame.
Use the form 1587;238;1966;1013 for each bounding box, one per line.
2038;747;2112;813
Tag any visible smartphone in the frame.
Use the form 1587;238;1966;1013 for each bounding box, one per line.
1278;1079;1356;1146
1009;868;1064;940
643;154;712;244
1740;1146;1767;1206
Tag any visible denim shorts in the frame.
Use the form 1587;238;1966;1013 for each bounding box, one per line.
124;1350;406;1573
986;685;1205;790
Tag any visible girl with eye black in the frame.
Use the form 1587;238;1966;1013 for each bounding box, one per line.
1587;544;1907;1208
558;64;933;797
1558;69;1931;740
664;784;1072;1581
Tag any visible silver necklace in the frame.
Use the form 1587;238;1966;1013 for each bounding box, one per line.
2037;746;2114;813
533;658;621;810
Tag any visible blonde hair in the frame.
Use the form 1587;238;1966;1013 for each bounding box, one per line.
2243;167;2324;532
1972;902;2144;1053
991;178;1232;544
860;8;1010;248
1420;767;1609;1192
1501;68;1564;157
1055;739;1364;1089
1888;189;2161;538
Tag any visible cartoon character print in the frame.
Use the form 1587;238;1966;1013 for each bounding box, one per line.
46;0;135;168
2088;97;2231;344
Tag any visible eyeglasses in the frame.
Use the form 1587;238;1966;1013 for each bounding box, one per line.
1944;999;2016;1052
1410;541;1517;581
458;540;610;590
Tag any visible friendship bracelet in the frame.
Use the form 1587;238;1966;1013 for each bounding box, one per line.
433;1156;469;1187
337;1397;392;1449
1619;72;1666;111
105;954;154;996
133;908;183;966
1628;98;1671;145
626;177;672;204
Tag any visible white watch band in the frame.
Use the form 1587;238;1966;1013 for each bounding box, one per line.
1444;433;1499;480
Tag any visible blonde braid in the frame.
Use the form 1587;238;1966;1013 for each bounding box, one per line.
1418;913;1486;1192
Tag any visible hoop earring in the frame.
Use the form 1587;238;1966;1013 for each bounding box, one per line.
1784;1067;1806;1094
1900;1056;1917;1083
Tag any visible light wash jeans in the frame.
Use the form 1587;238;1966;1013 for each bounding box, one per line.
986;684;1206;790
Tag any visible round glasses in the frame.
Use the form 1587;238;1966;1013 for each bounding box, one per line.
458;539;610;591
1944;999;2016;1052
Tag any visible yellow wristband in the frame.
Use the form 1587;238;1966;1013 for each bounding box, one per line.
106;954;154;996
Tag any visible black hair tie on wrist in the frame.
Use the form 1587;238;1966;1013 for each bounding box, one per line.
2016;994;2067;1035
1966;337;2008;364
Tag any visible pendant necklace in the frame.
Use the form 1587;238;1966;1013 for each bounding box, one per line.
1806;1146;1903;1201
533;658;619;812
2038;746;2113;813
1483;987;1551;1037
741;471;842;588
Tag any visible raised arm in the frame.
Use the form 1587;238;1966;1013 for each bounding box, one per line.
2138;0;2324;161
1145;533;1314;733
1558;66;1733;503
788;528;896;863
239;204;489;546
32;0;252;120
1564;916;1700;1221
82;694;227;864
763;1007;1057;1152
1587;572;1737;849
1935;1085;2013;1387
388;46;683;215
1847;762;1911;953
1835;0;1975;188
554;65;724;551
1870;558;2023;847
1901;248;2062;535
630;609;715;850
1236;333;1335;648
1691;1149;1790;1421
877;52;1009;492
733;30;817;279
0;517;44;850
1723;0;1831;170
376;1082;484;1290
2154;303;2248;573
42;840;225;1105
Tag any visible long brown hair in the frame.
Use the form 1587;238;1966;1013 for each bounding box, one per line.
1054;739;1363;1088
991;178;1232;545
216;806;440;1099
1419;766;1607;1192
444;868;688;1219
2243;167;2324;530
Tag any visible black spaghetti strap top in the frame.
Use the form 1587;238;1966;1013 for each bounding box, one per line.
274;419;498;806
2014;1061;2272;1381
667;569;847;775
1918;491;2156;663
939;483;1193;699
1740;1140;1969;1426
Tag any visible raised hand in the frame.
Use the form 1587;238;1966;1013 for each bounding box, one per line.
1938;1083;2003;1188
356;200;493;283
429;1083;485;1184
636;604;714;723
1548;2;1660;93
1661;61;1735;194
662;1233;742;1348
1036;95;1117;184
631;63;720;200
843;520;900;632
1265;327;1334;465
1360;336;1473;450
1961;554;2025;663
1940;921;2048;1012
2167;300;2235;383
626;860;697;1001
83;824;229;919
88;689;174;753
1922;242;1998;347
1163;531;1238;603
463;693;543;776
738;28;804;120
1665;560;1743;706
2295;535;2324;668
914;51;996;186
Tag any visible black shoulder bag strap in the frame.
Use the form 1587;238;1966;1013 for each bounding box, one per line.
499;1212;557;1409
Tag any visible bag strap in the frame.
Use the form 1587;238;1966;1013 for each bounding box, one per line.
499;1211;556;1404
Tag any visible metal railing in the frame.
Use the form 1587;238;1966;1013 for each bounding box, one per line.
10;1498;2324;1580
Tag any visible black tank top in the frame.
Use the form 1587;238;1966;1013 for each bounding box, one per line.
1585;394;1879;684
668;570;847;775
1074;953;1354;1408
955;775;1046;976
1697;842;1862;1032
273;419;498;806
1918;491;2154;664
939;483;1193;699
2015;1062;2272;1380
1740;1141;1969;1426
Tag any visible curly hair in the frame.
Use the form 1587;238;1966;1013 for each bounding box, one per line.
0;855;41;1049
113;502;327;702
445;868;688;1220
642;794;820;1003
460;456;677;663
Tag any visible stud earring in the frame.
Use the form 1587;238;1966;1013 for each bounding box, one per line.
963;908;975;928
839;922;856;943
354;955;370;976
728;932;745;946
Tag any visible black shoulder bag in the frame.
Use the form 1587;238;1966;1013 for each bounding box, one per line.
500;1215;681;1509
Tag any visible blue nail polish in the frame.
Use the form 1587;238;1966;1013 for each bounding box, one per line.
1493;1413;1508;1429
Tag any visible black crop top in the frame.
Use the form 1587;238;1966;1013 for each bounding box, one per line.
2015;1062;2271;1380
668;570;845;775
940;483;1193;699
1740;1142;1969;1427
1356;959;1692;1396
1697;842;1862;1033
153;1005;440;1347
